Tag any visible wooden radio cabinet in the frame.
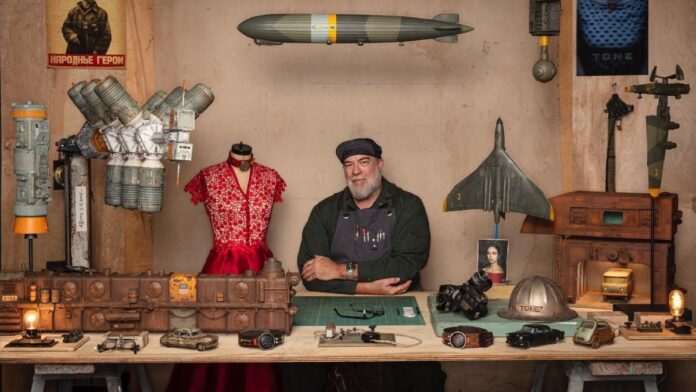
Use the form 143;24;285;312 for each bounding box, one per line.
522;192;681;307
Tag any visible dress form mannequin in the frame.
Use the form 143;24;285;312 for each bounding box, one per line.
228;142;254;193
230;152;251;192
168;142;286;392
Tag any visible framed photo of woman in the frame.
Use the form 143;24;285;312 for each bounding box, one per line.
477;239;509;284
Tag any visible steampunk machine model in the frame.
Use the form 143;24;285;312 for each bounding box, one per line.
66;76;215;212
521;192;681;306
238;13;473;46
10;101;52;273
0;258;300;335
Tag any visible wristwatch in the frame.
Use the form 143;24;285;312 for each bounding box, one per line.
442;326;494;349
238;329;285;350
346;262;356;280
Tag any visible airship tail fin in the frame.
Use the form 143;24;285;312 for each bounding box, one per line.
433;13;459;23
434;35;458;43
254;39;283;46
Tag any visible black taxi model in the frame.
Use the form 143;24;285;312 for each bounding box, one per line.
506;324;564;349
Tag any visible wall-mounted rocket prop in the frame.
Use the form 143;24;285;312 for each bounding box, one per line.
529;0;560;83
11;101;52;272
625;65;690;198
444;118;553;224
238;14;472;46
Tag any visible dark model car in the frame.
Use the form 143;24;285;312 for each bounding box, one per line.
506;324;564;349
160;328;219;351
573;319;615;349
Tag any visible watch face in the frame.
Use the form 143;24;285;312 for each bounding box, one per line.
450;332;467;349
258;332;275;350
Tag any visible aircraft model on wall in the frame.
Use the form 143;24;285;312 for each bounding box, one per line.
444;118;553;224
625;65;691;198
237;13;473;46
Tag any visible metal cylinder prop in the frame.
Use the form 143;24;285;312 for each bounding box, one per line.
11;101;52;235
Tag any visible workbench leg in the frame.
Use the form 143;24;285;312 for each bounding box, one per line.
106;374;122;392
137;364;152;392
59;379;74;392
30;374;46;392
566;361;585;392
531;361;548;392
644;377;658;392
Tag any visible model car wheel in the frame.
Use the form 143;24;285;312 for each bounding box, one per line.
523;341;530;349
196;343;206;351
591;337;600;349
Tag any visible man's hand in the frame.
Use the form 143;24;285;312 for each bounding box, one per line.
356;277;411;295
68;33;80;44
301;255;343;281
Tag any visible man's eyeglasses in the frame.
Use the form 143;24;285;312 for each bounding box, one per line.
333;304;385;320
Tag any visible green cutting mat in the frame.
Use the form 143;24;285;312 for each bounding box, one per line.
292;296;425;326
427;294;581;337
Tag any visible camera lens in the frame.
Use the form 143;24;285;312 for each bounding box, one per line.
468;270;493;292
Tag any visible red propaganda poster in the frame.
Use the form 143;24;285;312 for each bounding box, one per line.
46;0;126;68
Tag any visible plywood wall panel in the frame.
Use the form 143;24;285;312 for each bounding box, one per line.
569;0;696;306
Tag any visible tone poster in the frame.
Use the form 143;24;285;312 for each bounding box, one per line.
46;0;126;68
576;0;648;76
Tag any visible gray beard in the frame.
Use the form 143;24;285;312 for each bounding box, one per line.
348;172;382;201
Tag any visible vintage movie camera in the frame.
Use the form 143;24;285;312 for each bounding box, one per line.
435;270;493;320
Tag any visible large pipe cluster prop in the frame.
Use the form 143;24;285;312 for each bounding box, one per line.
67;76;215;213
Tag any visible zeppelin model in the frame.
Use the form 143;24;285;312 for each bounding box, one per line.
237;13;473;46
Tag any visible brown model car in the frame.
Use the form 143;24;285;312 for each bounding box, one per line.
573;319;615;349
160;328;219;351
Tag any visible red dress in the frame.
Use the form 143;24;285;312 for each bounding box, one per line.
166;158;286;392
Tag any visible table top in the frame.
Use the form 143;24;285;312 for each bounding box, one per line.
2;291;695;364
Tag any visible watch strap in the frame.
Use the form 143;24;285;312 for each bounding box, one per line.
442;326;494;348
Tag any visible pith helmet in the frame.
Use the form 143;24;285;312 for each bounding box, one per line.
498;276;578;321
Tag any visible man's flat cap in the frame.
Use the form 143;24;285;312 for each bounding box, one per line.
335;138;382;162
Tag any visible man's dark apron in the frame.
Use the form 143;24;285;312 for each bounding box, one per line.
330;198;395;264
327;197;399;392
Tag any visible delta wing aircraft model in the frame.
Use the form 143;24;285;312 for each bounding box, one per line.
444;118;553;224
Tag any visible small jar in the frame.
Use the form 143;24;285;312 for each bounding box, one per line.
28;283;38;302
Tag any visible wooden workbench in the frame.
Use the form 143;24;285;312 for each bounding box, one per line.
1;291;695;364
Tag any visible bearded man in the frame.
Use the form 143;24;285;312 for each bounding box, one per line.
282;138;444;392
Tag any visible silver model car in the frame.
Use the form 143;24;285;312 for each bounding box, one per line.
160;328;219;351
